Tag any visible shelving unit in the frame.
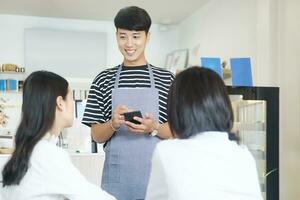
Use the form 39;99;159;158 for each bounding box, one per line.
0;69;26;92
227;86;279;200
0;71;25;74
232;99;267;198
0;67;25;134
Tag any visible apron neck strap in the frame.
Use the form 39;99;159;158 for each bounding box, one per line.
114;63;155;89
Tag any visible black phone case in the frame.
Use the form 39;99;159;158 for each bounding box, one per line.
124;111;143;124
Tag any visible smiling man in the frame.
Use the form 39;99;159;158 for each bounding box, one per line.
82;6;174;200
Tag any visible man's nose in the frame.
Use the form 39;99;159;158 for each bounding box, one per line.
125;37;133;47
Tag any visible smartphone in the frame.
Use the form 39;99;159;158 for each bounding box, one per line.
123;110;143;124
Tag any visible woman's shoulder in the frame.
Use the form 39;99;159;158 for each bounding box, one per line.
31;140;68;166
155;138;186;155
34;140;64;152
155;132;252;157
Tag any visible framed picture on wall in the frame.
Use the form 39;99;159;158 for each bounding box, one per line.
165;49;189;74
75;100;85;121
164;53;174;69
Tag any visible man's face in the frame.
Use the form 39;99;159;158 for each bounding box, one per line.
116;28;149;65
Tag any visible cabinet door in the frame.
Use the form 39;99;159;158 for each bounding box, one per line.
231;95;267;199
227;86;279;200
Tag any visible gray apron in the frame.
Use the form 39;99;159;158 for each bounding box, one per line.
101;64;161;200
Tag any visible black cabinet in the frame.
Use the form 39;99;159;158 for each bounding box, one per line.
227;86;279;200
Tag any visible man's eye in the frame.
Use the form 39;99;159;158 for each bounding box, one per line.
133;36;140;39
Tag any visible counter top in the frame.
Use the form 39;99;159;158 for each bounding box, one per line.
0;152;104;157
0;154;11;157
69;152;104;157
0;152;105;185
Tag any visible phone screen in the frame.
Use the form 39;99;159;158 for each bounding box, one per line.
123;111;143;124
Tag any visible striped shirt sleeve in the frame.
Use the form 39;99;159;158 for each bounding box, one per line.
82;77;106;127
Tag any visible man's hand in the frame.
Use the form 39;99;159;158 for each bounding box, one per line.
111;105;129;130
125;113;159;134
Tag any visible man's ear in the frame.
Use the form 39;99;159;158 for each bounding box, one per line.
56;96;64;111
146;32;151;43
115;28;119;38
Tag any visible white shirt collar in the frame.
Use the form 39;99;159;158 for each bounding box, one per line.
42;132;59;145
191;131;229;140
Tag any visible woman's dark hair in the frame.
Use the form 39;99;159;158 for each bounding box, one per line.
168;66;237;141
114;6;152;33
2;71;69;187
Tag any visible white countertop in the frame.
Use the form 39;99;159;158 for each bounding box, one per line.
0;151;105;185
0;154;11;157
0;152;104;157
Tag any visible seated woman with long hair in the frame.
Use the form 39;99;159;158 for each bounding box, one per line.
146;67;263;200
1;71;115;200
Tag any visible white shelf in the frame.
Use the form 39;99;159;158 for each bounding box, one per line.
233;121;266;131
0;72;25;74
0;91;21;93
69;152;104;157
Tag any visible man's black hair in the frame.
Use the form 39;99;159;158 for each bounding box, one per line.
114;6;152;33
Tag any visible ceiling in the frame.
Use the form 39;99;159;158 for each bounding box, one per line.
0;0;209;24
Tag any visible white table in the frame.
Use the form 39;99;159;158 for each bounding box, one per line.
0;153;105;186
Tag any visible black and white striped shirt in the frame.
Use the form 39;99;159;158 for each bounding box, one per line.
82;65;174;127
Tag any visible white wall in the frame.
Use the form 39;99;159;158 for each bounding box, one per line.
177;0;279;87
24;29;108;78
0;14;178;78
278;0;300;199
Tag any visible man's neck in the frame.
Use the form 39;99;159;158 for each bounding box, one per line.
123;58;147;67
